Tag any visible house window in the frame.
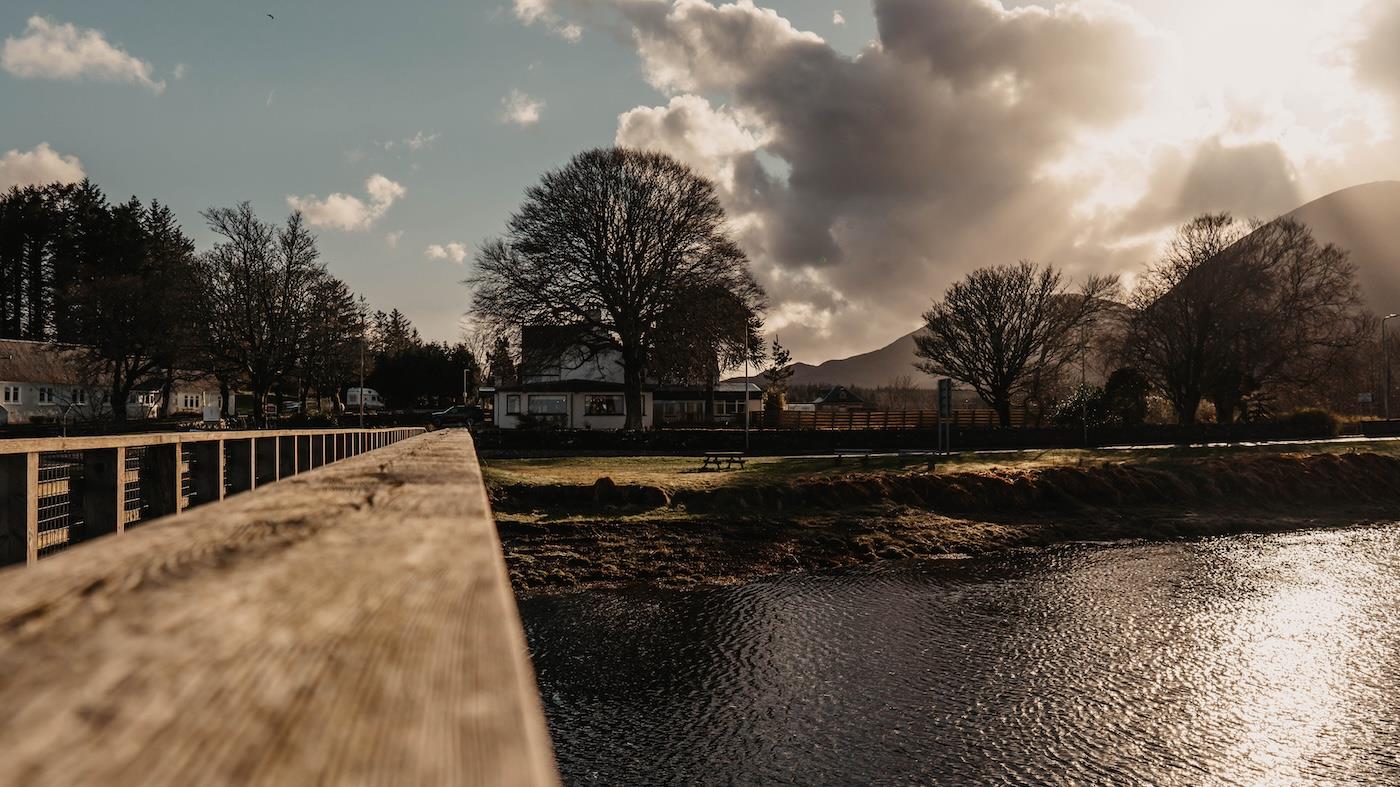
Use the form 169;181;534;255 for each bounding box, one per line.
183;394;201;409
506;395;521;415
584;394;624;416
37;387;54;404
2;385;19;404
72;389;88;405
527;395;567;415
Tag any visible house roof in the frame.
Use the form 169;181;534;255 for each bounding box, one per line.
494;380;655;393
0;338;219;389
0;339;91;386
813;386;866;405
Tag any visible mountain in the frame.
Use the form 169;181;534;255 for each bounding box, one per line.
732;329;931;389
1285;181;1400;315
732;181;1400;391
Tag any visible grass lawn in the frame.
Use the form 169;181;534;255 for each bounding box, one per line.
480;436;1400;491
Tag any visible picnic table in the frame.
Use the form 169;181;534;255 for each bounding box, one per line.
700;451;747;471
833;448;873;464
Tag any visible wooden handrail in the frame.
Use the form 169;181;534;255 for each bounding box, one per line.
0;429;558;785
0;428;425;566
0;427;425;455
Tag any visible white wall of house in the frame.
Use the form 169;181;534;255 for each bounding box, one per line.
493;390;653;430
0;380;110;425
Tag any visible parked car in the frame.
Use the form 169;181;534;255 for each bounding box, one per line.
432;404;483;429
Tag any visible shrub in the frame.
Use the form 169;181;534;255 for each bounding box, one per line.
1278;408;1341;437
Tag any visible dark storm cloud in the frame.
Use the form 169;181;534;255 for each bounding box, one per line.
1121;139;1302;232
546;0;1159;356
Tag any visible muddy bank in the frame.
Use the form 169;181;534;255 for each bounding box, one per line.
493;452;1400;597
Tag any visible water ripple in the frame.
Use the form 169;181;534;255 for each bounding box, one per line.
522;524;1400;785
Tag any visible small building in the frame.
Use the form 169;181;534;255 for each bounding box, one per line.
654;382;762;426
811;386;873;412
491;324;654;430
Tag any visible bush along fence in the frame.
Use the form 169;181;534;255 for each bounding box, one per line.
0;428;423;566
473;417;1350;456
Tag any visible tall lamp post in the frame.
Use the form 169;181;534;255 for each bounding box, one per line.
1384;313;1398;421
743;326;750;454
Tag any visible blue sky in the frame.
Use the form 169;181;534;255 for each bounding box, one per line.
1;1;868;353
4;1;1397;365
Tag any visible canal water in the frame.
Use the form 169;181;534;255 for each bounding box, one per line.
519;524;1400;785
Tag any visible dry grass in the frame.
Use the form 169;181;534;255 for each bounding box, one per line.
481;437;1400;493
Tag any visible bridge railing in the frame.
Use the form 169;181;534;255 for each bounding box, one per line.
0;427;423;566
0;428;558;785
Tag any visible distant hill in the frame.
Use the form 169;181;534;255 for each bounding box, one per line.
1285;181;1400;315
731;329;932;390
733;181;1400;391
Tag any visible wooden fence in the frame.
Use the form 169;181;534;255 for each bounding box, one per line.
748;409;1024;431
0;427;422;567
0;428;557;785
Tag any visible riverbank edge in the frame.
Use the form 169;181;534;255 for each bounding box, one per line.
494;451;1400;597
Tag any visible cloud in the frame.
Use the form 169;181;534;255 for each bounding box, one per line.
525;0;1394;361
0;143;86;190
1356;2;1400;99
2;16;165;93
1120;139;1303;233
426;242;469;264
500;89;545;126
514;0;584;41
405;131;440;151
591;0;1155;356
173;62;186;80
385;230;404;248
287;174;406;231
832;10;845;26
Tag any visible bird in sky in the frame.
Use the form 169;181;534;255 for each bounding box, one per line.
267;13;275;20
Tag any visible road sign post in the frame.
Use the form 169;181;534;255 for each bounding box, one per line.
937;379;953;455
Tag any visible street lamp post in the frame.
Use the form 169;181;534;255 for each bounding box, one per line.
1384;313;1398;421
743;326;750;454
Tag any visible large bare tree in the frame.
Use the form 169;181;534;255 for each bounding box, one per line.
469;147;765;429
914;261;1116;427
1125;214;1366;424
199;204;325;422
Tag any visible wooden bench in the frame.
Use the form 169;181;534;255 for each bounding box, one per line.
700;451;747;471
898;449;938;470
833;448;873;464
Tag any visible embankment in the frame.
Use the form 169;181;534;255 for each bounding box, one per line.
493;452;1400;596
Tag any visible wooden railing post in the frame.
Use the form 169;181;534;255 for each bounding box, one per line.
0;452;37;566
226;439;254;494
81;447;124;539
189;440;225;508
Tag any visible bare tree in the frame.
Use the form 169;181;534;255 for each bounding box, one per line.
652;284;766;422
1125;214;1366;424
199;204;325;423
914;261;1116;427
469;147;765;429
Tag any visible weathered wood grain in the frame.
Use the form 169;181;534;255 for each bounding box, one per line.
0;429;558;786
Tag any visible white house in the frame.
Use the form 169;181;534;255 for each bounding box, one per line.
0;338;220;426
491;325;654;430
